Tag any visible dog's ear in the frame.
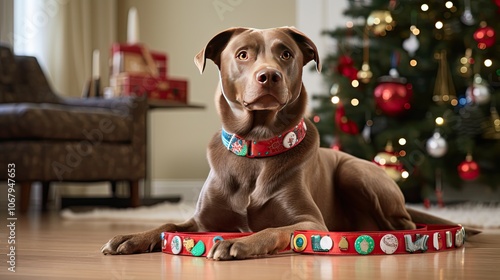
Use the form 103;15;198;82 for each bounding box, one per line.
194;27;248;74
281;26;321;73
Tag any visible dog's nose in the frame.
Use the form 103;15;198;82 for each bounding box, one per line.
256;69;282;85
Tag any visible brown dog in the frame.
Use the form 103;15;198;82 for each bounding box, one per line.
101;27;470;260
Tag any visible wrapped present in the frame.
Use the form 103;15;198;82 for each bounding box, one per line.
110;43;168;77
110;74;187;103
149;78;188;103
151;52;167;77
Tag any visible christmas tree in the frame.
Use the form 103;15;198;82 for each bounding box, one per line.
311;0;500;203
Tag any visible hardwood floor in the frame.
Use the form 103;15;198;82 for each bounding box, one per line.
2;211;500;280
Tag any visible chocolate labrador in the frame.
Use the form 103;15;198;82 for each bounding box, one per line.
101;27;474;260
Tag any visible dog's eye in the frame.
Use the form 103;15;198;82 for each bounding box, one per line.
281;50;292;60
237;51;249;60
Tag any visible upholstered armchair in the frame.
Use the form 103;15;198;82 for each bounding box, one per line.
0;44;147;213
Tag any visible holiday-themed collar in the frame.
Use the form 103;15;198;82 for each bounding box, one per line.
221;118;307;158
161;224;466;257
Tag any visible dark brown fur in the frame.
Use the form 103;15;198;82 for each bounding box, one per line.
101;27;477;260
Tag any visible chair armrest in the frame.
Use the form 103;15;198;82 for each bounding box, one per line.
60;96;147;130
60;96;143;112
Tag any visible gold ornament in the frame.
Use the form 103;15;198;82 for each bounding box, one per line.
357;63;373;84
483;106;500;140
357;27;373;84
433;50;458;106
373;142;404;181
367;10;395;36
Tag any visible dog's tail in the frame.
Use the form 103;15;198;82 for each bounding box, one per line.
405;207;482;239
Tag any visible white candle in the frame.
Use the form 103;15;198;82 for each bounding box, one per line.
127;7;139;44
92;49;100;78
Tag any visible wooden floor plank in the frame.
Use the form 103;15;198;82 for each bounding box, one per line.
1;211;499;279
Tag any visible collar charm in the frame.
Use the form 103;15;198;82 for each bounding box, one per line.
221;118;307;158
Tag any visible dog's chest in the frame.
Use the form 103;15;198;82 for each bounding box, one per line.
222;176;288;231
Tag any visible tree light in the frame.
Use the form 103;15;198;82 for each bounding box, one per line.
435;21;444;29
331;96;340;104
435;117;444;126
410;25;420;35
351;98;359;106
401;171;409;179
484;59;493;67
445;1;454;9
421;4;429;11
398;138;407;145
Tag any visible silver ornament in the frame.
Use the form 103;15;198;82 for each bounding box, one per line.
362;123;372;143
465;74;491;105
330;83;340;95
403;34;420;57
461;0;475;26
426;132;448;158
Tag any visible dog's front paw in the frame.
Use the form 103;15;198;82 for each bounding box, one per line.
207;239;252;260
101;233;160;255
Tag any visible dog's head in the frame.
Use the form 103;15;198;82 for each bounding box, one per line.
195;27;320;140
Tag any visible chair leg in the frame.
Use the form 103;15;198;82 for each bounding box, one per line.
110;181;118;198
129;180;141;207
41;182;50;212
20;181;33;214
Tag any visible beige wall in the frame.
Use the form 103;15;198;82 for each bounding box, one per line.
117;0;297;180
0;0;14;43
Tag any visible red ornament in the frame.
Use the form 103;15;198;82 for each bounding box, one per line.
336;55;359;81
457;155;480;181
342;66;359;81
334;102;359;135
473;25;496;49
423;198;431;209
337;55;354;70
373;76;413;117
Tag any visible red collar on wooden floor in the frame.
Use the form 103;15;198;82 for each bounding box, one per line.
161;224;465;257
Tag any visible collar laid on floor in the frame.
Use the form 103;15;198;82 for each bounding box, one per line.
161;224;466;257
221;118;307;158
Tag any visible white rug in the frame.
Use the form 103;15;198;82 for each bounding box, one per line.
406;203;500;229
60;201;196;223
60;202;500;229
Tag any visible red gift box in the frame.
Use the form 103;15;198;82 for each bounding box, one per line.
151;52;167;77
110;74;188;103
149;78;188;103
110;43;168;77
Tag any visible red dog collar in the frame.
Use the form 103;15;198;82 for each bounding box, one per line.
162;224;465;257
291;224;465;255
221;118;307;158
161;232;252;257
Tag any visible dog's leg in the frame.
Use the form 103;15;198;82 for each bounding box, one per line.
207;222;326;260
335;157;416;231
101;219;198;255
